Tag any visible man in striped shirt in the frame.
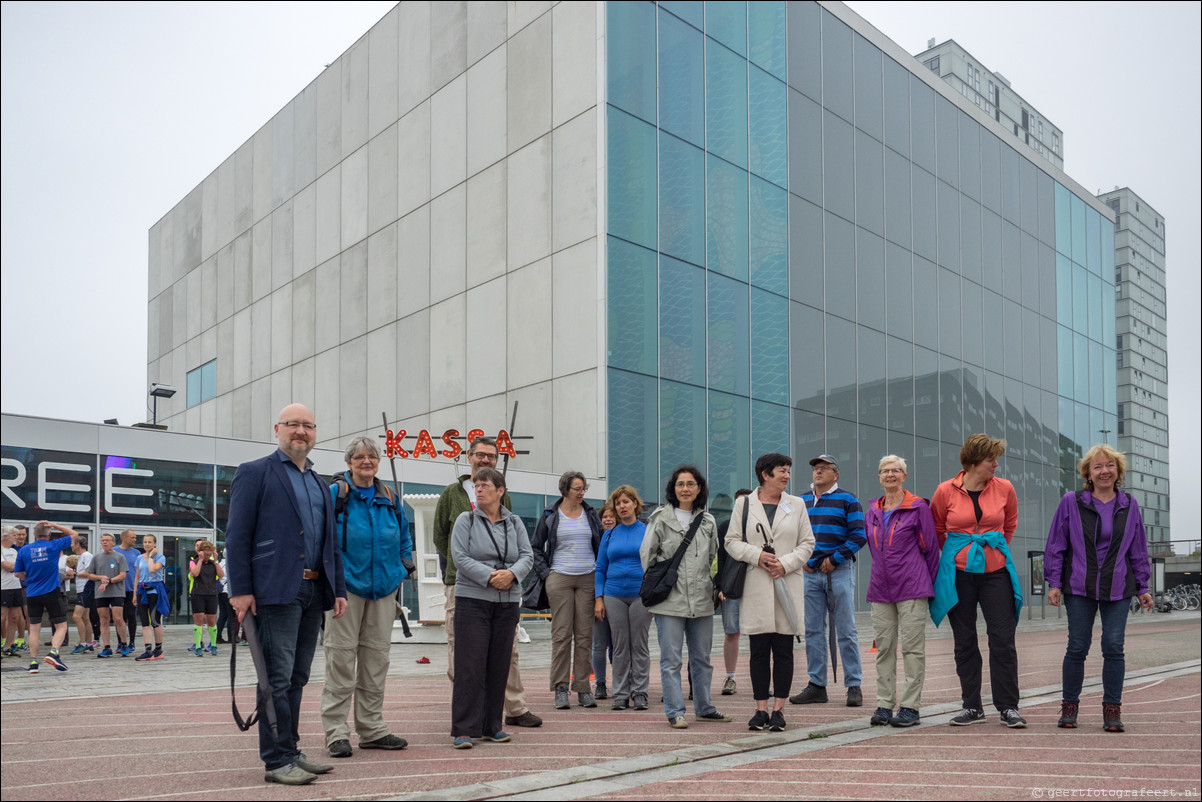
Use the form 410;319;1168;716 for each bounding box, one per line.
790;455;867;708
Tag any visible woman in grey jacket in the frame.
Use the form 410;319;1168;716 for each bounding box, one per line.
449;467;533;749
640;465;733;729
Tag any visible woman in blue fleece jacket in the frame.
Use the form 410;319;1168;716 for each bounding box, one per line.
594;485;650;711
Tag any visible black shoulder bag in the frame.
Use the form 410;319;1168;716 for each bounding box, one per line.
639;512;705;608
718;496;751;600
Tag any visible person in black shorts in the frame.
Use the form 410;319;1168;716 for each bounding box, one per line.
189;540;223;655
82;534;129;658
14;521;77;672
2;526;25;656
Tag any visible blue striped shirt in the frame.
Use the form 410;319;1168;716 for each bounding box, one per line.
801;484;866;569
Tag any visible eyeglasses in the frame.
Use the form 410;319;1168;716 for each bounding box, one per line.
470;451;498;461
473;482;498;491
878;468;905;475
674;481;699;489
351;454;379;462
278;421;317;431
570;484;587;493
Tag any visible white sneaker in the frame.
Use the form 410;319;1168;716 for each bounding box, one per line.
516;625;530;644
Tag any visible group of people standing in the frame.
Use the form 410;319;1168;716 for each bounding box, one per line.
29;400;1146;788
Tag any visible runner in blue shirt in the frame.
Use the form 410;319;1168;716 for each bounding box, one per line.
14;520;77;673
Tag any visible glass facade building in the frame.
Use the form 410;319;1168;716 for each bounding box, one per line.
605;1;1116;558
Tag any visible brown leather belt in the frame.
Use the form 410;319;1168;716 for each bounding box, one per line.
302;569;320;581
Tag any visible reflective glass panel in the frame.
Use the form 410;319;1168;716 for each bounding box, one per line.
961;195;982;284
914;345;938;441
824;314;857;422
940;355;963;446
659;379;707;488
910;75;935;172
606;1;656;122
887;335;914;434
749;67;787;187
859;327;886;429
822;109;854;221
659;133;706;266
883;148;911;248
789;196;823;304
820;10;853;121
659;11;705;146
882;56;910;157
790;302;825;414
937;181;960;272
747;0;786;79
706;0;746;56
661;1;702;28
959;119;980;201
787;0;820;101
608;368;659;501
825;212;855;314
855;130;884;236
885;241;912;340
707;272;750;394
1054;182;1071;258
607;108;657;250
659;256;706;386
708;389;750;500
750;287;789;404
749;176;788;295
857;228;885;330
606;237;658;375
912;255;938;350
1057;325;1073;397
788;89;823;205
707;156;749;280
911;166;936;261
752;401;791;469
935;96;959;189
706;40;748;168
853;33;883;141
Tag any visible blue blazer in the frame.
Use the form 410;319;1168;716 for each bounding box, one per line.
225;452;346;608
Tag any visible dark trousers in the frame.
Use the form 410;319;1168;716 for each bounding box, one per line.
451;596;519;738
217;592;236;642
123;591;138;644
255;579;324;770
1063;593;1129;705
749;632;795;700
947;569;1019;711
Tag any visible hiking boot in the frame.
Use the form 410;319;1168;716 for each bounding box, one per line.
360;734;407;750
870;707;893;726
890;708;920;727
748;710;770;730
722;676;737;695
264;763;316;785
555;684;570;709
1058;701;1079;728
697;711;732;723
595;681;608;700
632;692;649;710
579;692;597;708
950;708;986;726
1103;703;1124;732
505;711;543;727
846;686;863;707
45;651;68;672
328;739;352;758
769;710;787;731
789;682;828;705
669;716;688;729
1000;708;1028;728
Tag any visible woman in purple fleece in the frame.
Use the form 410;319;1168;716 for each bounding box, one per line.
1045;444;1153;733
863;455;940;729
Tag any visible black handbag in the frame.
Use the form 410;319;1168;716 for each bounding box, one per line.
718;496;751;600
522;574;549;611
639;512;705;607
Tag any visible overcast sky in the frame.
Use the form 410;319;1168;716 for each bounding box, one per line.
2;1;1197;540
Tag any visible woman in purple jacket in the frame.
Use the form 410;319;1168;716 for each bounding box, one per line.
863;455;940;728
1045;444;1153;733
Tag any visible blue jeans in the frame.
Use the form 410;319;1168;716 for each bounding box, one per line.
255;579;324;770
803;563;862;687
654;614;718;719
1063;593;1129;705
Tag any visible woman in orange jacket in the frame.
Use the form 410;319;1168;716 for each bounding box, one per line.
929;434;1025;729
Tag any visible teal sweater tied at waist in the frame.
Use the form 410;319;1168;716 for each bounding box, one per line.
930;531;1023;626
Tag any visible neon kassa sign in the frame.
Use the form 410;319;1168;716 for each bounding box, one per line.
384;428;517;460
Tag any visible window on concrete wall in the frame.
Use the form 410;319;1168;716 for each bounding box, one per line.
186;359;217;408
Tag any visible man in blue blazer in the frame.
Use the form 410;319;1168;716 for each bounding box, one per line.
227;403;348;786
